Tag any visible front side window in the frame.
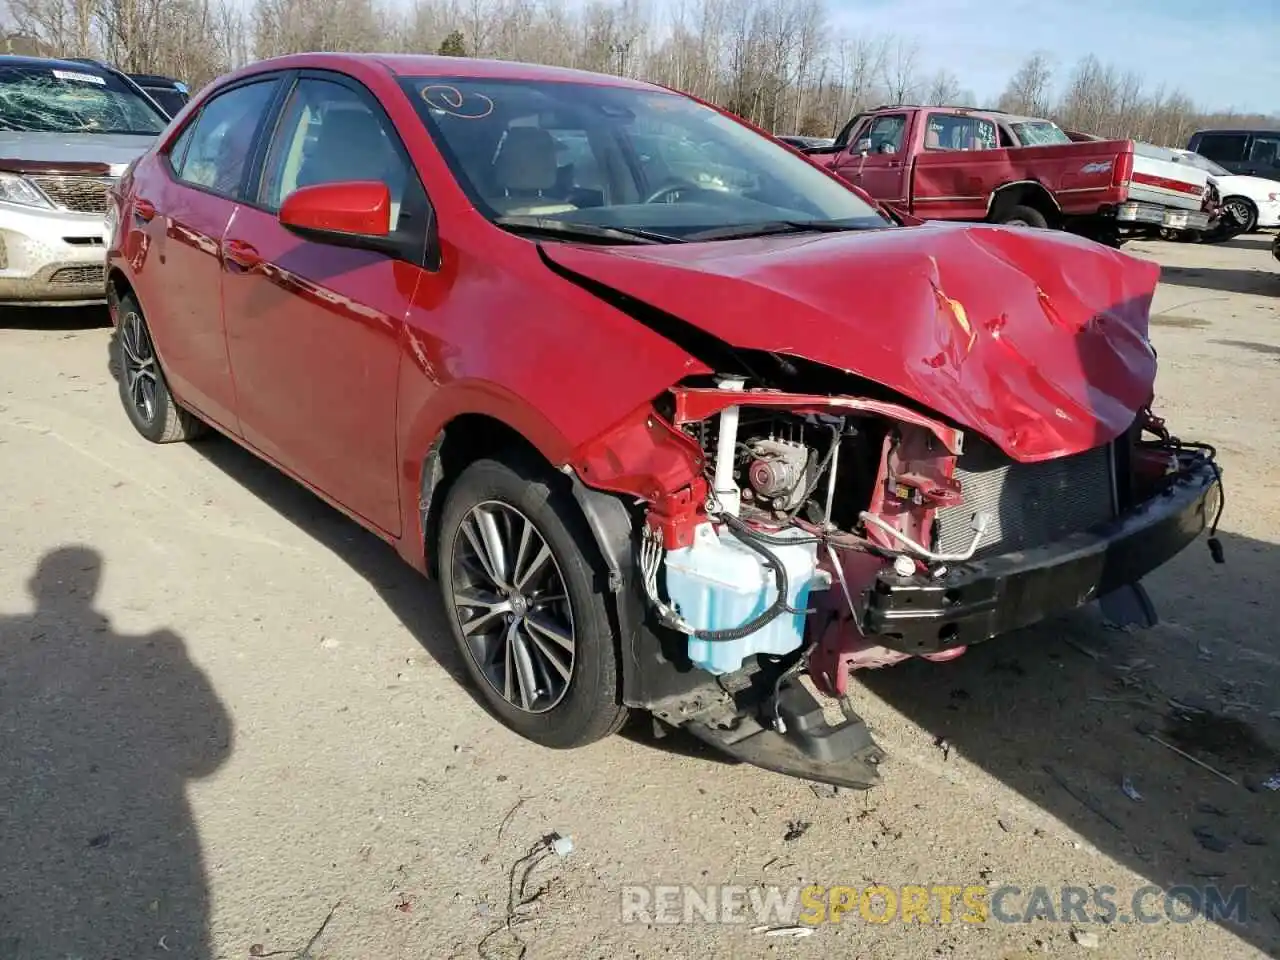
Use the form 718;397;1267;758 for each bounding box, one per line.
863;115;907;154
258;77;419;230
173;81;278;198
924;114;996;151
1196;134;1248;164
0;63;167;135
403;77;887;241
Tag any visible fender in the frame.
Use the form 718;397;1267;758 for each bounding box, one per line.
395;377;576;572
986;179;1061;219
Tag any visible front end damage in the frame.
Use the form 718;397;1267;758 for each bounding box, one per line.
567;380;1224;789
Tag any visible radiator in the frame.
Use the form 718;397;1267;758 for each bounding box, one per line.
935;440;1116;559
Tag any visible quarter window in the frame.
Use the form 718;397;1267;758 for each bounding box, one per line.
173;81;278;198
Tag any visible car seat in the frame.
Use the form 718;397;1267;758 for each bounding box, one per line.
489;127;577;216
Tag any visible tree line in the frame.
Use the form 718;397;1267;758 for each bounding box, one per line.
3;0;1275;147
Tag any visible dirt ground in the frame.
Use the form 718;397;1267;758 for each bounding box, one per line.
1;232;1278;960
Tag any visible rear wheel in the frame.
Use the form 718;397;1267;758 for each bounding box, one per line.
438;456;628;748
114;294;206;443
995;205;1049;229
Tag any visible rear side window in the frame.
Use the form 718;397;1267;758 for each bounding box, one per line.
924;114;997;151
172;80;278;199
1248;134;1280;171
1196;133;1248;164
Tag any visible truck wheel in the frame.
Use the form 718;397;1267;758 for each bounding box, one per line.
996;205;1049;229
114;294;207;443
437;455;629;749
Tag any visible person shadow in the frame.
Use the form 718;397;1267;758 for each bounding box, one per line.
0;546;232;958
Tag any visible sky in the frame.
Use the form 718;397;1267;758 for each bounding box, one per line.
830;0;1279;115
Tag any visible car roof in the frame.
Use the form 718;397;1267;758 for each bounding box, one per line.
129;73;183;88
0;53;112;74
241;52;661;92
1192;128;1280;136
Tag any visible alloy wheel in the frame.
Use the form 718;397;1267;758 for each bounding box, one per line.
449;501;576;713
1224;199;1254;230
119;311;159;424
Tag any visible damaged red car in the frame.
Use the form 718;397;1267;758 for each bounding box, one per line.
107;54;1224;788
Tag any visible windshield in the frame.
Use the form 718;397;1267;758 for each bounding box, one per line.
0;64;167;135
403;77;888;241
1175;152;1229;176
1010;121;1071;146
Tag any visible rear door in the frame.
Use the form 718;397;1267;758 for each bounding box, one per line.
831;113;911;206
133;77;281;433
220;71;429;535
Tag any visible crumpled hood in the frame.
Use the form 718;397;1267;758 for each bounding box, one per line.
542;222;1160;462
0;132;156;176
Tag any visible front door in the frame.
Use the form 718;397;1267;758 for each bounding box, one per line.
221;73;428;535
832;113;910;206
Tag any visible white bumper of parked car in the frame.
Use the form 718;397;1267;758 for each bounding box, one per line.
0;202;110;305
1256;196;1280;228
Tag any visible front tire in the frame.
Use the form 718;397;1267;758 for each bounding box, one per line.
114;295;206;443
438;456;628;748
1222;197;1258;234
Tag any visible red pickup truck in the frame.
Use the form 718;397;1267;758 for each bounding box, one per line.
805;105;1209;243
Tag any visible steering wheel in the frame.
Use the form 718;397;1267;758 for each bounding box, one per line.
644;180;699;204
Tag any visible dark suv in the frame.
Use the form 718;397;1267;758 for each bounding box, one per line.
1187;129;1280;177
127;74;190;117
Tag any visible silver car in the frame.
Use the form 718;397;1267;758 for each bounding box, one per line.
0;56;168;306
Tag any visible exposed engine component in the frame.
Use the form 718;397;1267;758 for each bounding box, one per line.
746;438;813;511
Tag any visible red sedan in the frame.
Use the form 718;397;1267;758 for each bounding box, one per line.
108;53;1223;788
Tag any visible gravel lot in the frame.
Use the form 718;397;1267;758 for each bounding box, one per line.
1;232;1278;959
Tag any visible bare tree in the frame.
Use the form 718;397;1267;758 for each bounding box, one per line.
2;0;1275;143
998;53;1052;115
880;35;919;104
923;68;963;106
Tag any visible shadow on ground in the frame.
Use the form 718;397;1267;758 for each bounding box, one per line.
1214;338;1280;358
0;304;109;330
1158;264;1279;296
0;546;231;958
861;528;1280;954
1208;234;1274;252
189;436;469;689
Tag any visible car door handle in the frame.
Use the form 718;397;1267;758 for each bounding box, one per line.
134;198;156;222
223;239;263;270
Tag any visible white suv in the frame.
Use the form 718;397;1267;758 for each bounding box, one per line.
0;55;168;306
